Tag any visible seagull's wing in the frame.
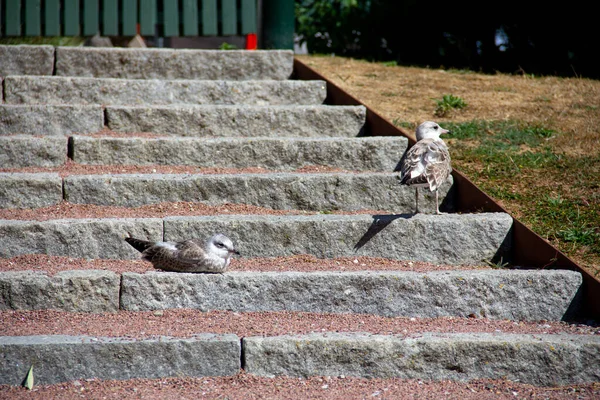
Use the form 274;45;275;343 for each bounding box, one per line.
424;141;452;191
399;140;431;186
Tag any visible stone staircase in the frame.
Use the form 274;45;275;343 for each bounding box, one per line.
1;45;598;390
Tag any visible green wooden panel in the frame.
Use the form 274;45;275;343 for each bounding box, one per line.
201;0;217;35
44;0;61;35
83;0;99;36
163;0;179;37
221;0;236;35
25;0;40;35
139;0;156;36
0;0;3;37
182;0;198;36
121;0;137;36
103;0;118;35
64;0;80;36
5;0;22;36
241;0;257;34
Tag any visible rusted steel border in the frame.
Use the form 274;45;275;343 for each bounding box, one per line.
294;58;600;319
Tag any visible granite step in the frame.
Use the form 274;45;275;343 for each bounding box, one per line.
4;76;326;106
0;105;103;136
69;135;408;170
0;269;580;320
0;135;67;168
54;47;294;80
0;213;513;264
0;45;54;77
105;105;366;137
0;104;365;137
1;171;451;212
1;329;597;386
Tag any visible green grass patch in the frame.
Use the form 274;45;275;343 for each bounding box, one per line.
447;119;600;267
0;36;85;46
433;94;467;117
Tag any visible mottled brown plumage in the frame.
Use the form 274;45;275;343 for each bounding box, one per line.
125;234;239;273
399;121;452;214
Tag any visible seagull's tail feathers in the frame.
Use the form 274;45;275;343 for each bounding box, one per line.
125;237;155;253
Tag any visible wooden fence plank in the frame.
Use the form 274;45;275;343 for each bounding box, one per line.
83;0;99;36
221;0;236;35
44;0;60;36
24;0;40;35
201;0;217;35
64;0;80;36
182;0;198;36
163;0;179;37
5;0;22;36
139;0;156;36
121;0;137;36
103;0;118;35
241;0;256;34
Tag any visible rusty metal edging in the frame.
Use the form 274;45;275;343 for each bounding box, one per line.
293;57;600;320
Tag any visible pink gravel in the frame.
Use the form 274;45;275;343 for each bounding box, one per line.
1;309;598;339
1;373;597;400
0;254;490;275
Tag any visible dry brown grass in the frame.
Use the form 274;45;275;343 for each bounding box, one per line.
297;54;600;276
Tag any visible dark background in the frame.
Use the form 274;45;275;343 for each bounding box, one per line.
295;0;598;79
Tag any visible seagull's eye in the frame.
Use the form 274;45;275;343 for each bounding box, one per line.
433;125;438;130
215;242;224;248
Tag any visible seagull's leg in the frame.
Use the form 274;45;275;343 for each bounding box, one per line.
414;187;420;214
435;190;441;214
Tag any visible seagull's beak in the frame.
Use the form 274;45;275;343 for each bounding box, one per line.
231;249;240;255
441;128;451;135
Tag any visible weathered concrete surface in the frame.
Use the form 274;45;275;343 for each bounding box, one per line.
120;270;581;321
0;218;163;259
55;47;293;80
63;173;454;213
0;270;119;312
242;332;600;386
0;45;54;77
105;105;366;137
0;173;63;209
0;135;67;167
70;136;407;171
164;213;512;265
4;76;326;106
0;105;104;136
0;334;240;385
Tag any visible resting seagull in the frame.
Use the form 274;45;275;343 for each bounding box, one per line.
399;121;452;214
125;233;239;273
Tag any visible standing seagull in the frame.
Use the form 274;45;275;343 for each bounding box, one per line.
125;234;239;273
399;121;452;214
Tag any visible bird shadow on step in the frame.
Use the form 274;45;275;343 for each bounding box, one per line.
353;214;411;252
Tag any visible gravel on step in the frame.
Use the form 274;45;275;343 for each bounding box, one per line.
0;254;490;275
1;371;598;400
1;309;597;339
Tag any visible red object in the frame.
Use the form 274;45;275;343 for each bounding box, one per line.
245;33;257;50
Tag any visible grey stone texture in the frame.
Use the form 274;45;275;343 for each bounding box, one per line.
120;270;581;321
63;173;454;213
0;270;119;312
0;45;54;77
4;76;326;106
105;105;366;137
0;218;163;259
55;47;294;80
70;136;407;170
163;213;512;265
0;135;68;167
0;173;63;209
0;105;104;136
0;334;240;385
243;332;600;386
